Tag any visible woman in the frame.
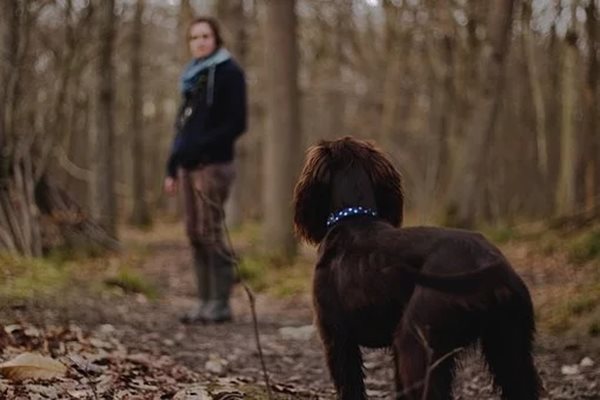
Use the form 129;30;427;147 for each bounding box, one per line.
165;17;247;324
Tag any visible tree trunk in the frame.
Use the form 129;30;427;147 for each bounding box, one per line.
179;0;194;64
217;0;247;228
521;0;548;181
423;2;455;214
0;1;42;256
0;0;15;183
36;178;120;253
263;0;300;260
556;30;579;216
129;0;151;227
91;0;118;237
445;0;515;228
584;0;599;210
324;0;348;140
380;0;410;147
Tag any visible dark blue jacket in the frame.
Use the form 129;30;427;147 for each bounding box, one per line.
167;59;247;178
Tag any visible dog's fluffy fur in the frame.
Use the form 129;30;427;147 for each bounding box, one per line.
293;137;540;400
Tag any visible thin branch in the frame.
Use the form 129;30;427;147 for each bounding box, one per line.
396;326;464;398
54;145;93;182
68;356;100;400
198;190;273;400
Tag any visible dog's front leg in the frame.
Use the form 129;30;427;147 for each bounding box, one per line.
314;267;366;399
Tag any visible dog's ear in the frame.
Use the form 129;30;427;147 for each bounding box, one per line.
293;145;331;244
365;144;404;227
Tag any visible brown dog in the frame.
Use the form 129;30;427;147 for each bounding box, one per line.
293;137;540;400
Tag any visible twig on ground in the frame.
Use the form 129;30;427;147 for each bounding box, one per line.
395;326;464;399
68;356;99;400
199;191;274;400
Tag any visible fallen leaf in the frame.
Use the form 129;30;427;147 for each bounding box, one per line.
0;352;67;381
560;364;579;375
205;356;228;376
580;357;594;368
173;384;213;399
278;325;316;341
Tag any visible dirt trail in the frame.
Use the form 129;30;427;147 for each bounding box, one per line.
1;228;599;399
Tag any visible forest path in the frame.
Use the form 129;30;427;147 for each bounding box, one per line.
1;223;599;399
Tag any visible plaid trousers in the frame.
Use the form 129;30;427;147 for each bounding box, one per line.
179;162;235;250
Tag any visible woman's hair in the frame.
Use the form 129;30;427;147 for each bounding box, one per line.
188;17;224;48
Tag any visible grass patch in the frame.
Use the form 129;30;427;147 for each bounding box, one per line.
238;254;270;292
103;266;158;299
237;251;313;298
566;229;600;265
0;252;72;300
569;295;600;316
229;221;263;249
538;283;600;335
588;320;600;337
482;225;521;244
231;221;314;298
545;312;573;335
0;240;155;302
269;262;312;298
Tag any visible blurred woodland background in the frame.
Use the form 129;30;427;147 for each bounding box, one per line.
0;0;599;261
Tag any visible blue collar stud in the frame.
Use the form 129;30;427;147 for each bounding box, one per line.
326;206;378;228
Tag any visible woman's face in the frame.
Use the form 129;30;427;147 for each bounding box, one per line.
189;22;217;59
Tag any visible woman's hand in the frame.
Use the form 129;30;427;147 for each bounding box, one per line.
164;177;178;196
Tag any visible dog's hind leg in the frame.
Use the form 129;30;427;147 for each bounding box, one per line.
392;347;405;399
394;326;455;400
319;328;366;400
394;293;458;400
481;304;541;400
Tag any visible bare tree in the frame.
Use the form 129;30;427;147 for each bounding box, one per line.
179;0;194;63
556;19;579;216
129;0;151;227
263;0;300;260
91;0;118;236
0;0;42;256
445;0;516;228
0;0;13;184
217;0;248;228
583;0;599;210
380;0;410;147
522;0;548;181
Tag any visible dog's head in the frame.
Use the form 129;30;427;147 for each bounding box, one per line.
293;136;403;244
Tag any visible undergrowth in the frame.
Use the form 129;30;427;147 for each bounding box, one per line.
0;243;157;302
486;221;600;338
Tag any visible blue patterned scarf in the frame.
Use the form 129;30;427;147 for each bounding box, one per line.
179;47;231;94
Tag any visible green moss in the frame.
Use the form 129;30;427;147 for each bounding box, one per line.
566;229;600;265
484;226;520;244
538;283;600;335
588;320;600;337
0;252;71;300
545;310;573;334
237;255;269;292
229;221;262;248
236;250;313;299
569;296;600;316
103;266;158;299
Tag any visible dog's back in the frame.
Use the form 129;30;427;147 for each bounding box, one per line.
315;218;539;399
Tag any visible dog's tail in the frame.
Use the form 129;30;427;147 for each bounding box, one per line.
401;260;511;294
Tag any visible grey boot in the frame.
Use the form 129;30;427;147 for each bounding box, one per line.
180;244;211;324
204;248;235;323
